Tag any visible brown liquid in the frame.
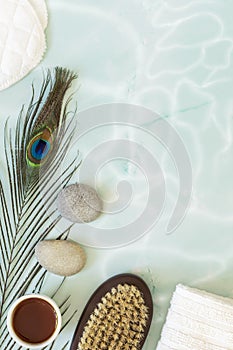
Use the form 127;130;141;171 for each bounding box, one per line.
12;298;57;344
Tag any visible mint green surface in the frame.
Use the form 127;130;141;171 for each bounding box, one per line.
1;0;233;348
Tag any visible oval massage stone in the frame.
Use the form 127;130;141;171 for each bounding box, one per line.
56;183;102;223
35;240;86;276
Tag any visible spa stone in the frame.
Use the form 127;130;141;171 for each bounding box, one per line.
56;183;102;223
35;240;86;276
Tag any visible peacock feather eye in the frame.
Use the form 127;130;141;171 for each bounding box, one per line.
26;127;53;166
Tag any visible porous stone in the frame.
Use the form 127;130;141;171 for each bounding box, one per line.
35;240;86;276
56;183;102;223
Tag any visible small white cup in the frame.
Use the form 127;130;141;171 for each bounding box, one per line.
7;294;62;348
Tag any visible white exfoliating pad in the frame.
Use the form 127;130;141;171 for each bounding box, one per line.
0;0;47;91
157;284;233;350
29;0;48;29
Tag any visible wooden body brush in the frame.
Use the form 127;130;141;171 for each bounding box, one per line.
70;273;153;350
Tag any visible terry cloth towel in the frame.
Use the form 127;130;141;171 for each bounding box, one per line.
0;0;47;91
157;284;233;350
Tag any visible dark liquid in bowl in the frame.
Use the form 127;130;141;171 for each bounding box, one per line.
12;298;57;343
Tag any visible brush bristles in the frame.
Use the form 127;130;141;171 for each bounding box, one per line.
77;283;149;350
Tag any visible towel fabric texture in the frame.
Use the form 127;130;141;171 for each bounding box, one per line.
157;284;233;350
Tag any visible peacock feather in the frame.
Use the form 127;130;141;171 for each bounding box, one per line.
0;67;80;349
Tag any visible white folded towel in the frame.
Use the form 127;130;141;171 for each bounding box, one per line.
157;284;233;350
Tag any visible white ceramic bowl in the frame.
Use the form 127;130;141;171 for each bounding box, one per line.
7;294;62;348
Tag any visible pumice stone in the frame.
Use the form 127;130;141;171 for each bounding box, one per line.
56;183;102;223
35;240;86;276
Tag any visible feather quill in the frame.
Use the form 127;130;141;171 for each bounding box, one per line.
0;67;79;349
